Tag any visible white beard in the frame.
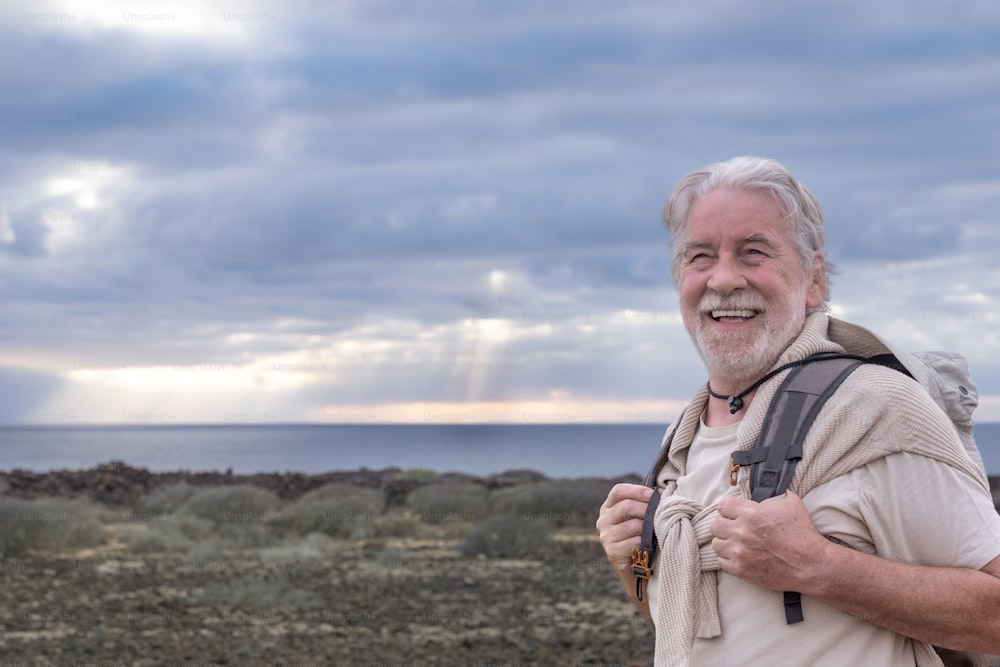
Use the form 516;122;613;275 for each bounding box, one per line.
686;289;807;391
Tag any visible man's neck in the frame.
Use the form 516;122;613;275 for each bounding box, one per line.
704;388;757;427
703;357;781;427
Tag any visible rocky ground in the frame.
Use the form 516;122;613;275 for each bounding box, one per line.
0;463;654;666
0;529;653;666
1;463;997;667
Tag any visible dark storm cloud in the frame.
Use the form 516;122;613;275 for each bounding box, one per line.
1;0;999;421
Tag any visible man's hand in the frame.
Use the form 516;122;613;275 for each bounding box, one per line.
712;492;1000;654
597;483;654;575
710;490;829;591
597;483;655;621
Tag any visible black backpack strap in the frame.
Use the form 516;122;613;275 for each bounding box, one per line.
634;355;866;612
643;409;684;489
731;354;866;624
632;489;659;601
632;410;685;601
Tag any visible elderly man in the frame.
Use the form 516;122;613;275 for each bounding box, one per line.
597;156;1000;666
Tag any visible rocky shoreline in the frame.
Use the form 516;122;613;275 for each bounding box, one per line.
0;460;617;508
1;460;996;510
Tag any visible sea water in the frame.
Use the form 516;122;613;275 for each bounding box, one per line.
0;423;998;478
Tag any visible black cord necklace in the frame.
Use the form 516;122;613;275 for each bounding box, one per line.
706;352;862;414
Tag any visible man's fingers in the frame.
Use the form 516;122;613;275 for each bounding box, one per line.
598;520;645;565
716;497;750;519
606;529;643;553
599;484;655;528
597;484;656;557
604;483;654;506
711;536;729;559
597;512;645;542
602;498;654;530
759;490;790;505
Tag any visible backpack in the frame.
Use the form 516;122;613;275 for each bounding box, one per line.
632;325;987;625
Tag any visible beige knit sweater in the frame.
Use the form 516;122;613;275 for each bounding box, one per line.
652;313;987;667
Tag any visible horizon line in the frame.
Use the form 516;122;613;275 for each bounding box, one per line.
7;420;1000;428
0;420;674;428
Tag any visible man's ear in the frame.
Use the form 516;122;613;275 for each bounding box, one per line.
806;254;826;309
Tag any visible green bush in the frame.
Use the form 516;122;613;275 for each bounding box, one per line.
371;509;423;538
297;482;384;506
138;481;200;514
268;484;381;539
488;479;612;527
458;514;553;559
0;497;105;558
173;515;216;541
177;485;281;525
121;514;216;554
168;485;283;551
254;532;344;562
406;481;487;524
221;522;281;548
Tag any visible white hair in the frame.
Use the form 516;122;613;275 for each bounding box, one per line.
662;156;833;310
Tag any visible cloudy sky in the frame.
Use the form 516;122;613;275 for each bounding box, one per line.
1;0;999;425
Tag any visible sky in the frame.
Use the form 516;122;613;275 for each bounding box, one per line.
1;0;999;425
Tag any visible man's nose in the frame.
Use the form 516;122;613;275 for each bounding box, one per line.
706;255;747;295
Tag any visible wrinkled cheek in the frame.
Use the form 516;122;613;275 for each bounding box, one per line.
678;304;701;337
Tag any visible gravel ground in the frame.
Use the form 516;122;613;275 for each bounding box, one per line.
1;464;995;667
0;529;655;667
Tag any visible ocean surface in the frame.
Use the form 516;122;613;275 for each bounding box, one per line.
1;423;999;478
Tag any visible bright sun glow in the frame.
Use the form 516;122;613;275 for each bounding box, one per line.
488;270;507;294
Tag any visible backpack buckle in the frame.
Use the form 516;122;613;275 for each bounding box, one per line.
631;548;653;601
631;548;652;579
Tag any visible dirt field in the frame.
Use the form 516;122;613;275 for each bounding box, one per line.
1;464;997;666
0;527;655;667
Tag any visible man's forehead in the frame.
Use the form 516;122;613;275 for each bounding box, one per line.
687;188;785;221
683;231;782;247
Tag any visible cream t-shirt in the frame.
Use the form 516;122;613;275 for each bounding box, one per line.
646;416;1000;666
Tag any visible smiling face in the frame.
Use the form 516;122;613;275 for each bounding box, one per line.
679;187;825;391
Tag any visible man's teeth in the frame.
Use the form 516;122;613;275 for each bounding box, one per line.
711;309;756;320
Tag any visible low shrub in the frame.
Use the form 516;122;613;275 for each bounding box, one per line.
250;533;354;571
165;485;284;551
458;514;553;559
268;484;381;539
173;515;216;541
371;509;423;538
120;514;215;554
138;481;200;514
297;482;384;506
217;522;279;549
253;533;344;562
488;479;612;528
177;485;281;525
0;497;105;558
406;481;488;524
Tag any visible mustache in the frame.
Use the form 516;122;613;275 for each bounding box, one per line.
698;292;769;313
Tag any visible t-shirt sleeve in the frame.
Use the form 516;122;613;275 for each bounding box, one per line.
857;451;1000;570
